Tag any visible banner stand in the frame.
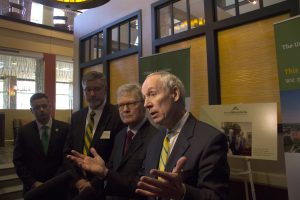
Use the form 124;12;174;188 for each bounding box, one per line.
231;158;256;200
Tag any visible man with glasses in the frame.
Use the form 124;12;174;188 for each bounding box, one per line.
13;93;69;199
102;83;158;200
64;71;124;199
68;71;229;200
73;83;159;200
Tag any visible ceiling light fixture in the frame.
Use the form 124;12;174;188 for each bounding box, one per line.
248;0;258;5
33;0;111;10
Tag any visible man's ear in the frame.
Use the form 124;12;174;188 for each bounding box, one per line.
172;86;180;102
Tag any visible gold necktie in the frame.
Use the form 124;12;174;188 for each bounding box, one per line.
158;134;170;172
83;111;95;155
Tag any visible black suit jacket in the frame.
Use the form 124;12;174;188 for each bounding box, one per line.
64;103;124;183
144;114;230;200
104;120;159;200
13;119;69;193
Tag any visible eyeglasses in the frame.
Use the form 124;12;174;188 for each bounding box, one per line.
84;87;103;93
117;100;143;110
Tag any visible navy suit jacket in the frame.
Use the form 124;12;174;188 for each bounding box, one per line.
64;102;124;183
13;119;69;193
104;120;159;200
144;114;229;200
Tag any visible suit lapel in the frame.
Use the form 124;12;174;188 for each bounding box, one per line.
146;131;165;175
117;121;151;169
31;122;45;157
118;130;144;169
91;103;111;146
47;120;60;156
79;108;89;149
165;115;196;172
113;129;127;169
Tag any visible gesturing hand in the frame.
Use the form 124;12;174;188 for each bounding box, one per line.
67;147;109;179
136;156;187;200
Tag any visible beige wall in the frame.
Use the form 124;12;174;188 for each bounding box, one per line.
0;19;73;57
2;109;70;141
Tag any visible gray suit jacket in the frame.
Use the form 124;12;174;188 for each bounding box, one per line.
144;114;229;200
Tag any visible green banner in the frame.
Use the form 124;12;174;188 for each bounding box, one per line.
139;48;190;97
274;16;300;91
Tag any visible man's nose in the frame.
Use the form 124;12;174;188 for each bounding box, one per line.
89;90;95;96
144;98;151;108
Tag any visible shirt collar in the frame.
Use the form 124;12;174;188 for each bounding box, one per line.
127;117;147;135
89;97;106;115
167;112;189;136
36;117;52;130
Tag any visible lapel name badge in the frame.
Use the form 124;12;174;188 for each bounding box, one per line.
100;131;111;139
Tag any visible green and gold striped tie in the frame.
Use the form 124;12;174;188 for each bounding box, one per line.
158;133;170;172
83;111;95;155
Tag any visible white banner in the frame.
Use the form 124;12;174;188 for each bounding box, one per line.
200;103;277;160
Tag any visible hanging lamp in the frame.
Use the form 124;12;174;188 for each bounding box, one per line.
33;0;110;10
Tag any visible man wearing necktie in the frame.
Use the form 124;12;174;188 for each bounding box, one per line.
13;93;69;198
102;83;158;200
64;71;124;199
68;72;229;200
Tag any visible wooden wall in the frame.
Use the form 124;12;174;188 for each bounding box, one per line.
109;54;139;104
0;18;73;57
159;37;208;119
219;14;289;122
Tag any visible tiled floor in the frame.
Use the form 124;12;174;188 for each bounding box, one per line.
0;143;14;165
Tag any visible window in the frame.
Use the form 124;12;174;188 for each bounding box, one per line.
0;54;39;109
173;0;188;34
130;19;139;47
120;22;129;50
109;26;119;54
159;5;172;38
91;35;98;60
98;32;103;58
108;16;139;54
80;11;140;65
56;61;73;109
157;0;205;38
215;0;287;21
190;0;205;29
30;2;43;24
0;79;4;109
16;80;35;109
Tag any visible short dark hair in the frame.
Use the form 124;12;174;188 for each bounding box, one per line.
81;71;107;90
30;93;49;107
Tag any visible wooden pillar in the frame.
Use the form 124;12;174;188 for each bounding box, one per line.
43;53;56;118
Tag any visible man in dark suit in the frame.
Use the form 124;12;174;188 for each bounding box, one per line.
68;72;229;200
64;71;124;198
71;83;158;200
13;93;69;198
104;83;158;200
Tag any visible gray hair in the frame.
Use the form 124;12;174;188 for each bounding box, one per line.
147;71;185;106
81;71;107;90
117;83;143;101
